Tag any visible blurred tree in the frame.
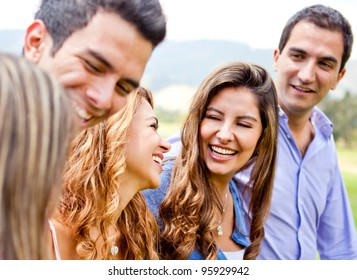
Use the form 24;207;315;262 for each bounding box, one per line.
321;92;357;148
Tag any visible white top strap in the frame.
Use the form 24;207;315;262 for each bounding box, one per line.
48;219;62;260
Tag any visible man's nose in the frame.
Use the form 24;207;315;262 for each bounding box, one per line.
297;61;316;84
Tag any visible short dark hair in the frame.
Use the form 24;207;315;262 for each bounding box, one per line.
35;0;167;55
278;4;353;72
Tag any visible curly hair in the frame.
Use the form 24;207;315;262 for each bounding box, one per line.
59;87;159;259
159;62;278;260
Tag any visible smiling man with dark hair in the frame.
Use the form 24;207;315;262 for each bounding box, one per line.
24;0;166;129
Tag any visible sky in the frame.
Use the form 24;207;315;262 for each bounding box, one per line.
0;0;356;59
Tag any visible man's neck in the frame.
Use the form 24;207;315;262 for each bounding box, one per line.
285;110;315;158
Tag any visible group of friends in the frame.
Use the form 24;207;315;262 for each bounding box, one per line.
0;0;356;260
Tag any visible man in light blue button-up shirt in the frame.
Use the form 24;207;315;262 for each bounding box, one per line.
238;4;357;259
165;4;357;259
237;107;357;259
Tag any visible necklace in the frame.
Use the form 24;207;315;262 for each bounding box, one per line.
217;190;229;236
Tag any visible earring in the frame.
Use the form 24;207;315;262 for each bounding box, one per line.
111;243;119;256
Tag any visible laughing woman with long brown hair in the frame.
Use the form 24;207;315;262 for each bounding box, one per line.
144;62;279;260
50;87;170;259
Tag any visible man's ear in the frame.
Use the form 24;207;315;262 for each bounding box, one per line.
273;49;280;72
331;68;346;90
23;20;49;63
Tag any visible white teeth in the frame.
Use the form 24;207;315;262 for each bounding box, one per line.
300;88;311;92
75;106;92;121
295;86;312;92
210;146;236;155
152;156;162;164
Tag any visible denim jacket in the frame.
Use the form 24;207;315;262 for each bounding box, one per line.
143;159;250;260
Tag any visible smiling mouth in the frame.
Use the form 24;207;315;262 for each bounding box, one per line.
292;85;314;93
74;105;93;121
152;155;162;164
210;145;238;158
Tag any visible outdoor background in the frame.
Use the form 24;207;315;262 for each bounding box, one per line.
0;0;356;228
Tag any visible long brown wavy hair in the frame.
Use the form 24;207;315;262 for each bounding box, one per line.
59;87;159;259
0;53;74;259
159;62;278;260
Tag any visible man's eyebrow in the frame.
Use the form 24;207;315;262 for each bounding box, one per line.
288;47;307;55
87;49;113;70
320;56;338;64
289;47;338;64
87;49;140;89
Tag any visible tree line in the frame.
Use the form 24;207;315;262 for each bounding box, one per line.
320;92;357;148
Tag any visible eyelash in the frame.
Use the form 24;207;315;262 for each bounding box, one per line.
238;123;251;128
319;62;333;69
206;115;221;121
290;55;334;70
84;59;102;74
291;53;304;60
83;59;136;97
206;115;252;128
151;123;159;130
116;83;132;96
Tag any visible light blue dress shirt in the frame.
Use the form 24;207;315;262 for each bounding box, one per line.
164;106;357;259
143;159;250;260
243;107;357;259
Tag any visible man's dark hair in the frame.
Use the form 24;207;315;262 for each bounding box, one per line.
35;0;167;55
278;4;353;72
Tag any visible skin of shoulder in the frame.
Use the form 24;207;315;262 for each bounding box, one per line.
50;219;79;260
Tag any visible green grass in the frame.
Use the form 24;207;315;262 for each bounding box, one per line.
342;170;357;227
337;146;357;228
338;146;357;165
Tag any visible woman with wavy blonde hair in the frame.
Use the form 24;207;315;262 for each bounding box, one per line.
52;87;170;259
0;53;75;259
144;62;278;260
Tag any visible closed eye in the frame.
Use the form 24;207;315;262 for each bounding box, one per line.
205;114;221;121
116;82;133;96
319;61;334;70
291;53;304;60
115;80;138;96
150;123;159;130
237;122;252;128
83;59;103;74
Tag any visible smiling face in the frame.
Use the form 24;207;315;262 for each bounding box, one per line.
123;100;171;190
200;87;263;183
274;20;345;119
25;11;153;129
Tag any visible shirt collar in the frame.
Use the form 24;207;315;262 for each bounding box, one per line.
278;106;333;140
